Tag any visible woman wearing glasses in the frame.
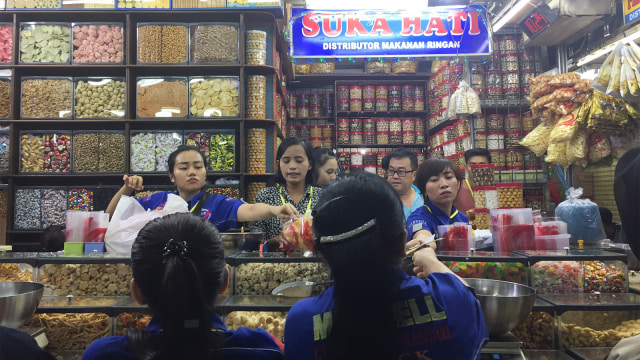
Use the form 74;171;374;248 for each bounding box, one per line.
406;158;469;250
381;149;424;220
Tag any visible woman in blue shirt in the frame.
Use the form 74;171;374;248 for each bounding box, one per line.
106;145;297;232
284;173;488;360
82;213;283;360
406;158;469;247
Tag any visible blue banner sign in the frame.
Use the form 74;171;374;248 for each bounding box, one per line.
290;6;491;58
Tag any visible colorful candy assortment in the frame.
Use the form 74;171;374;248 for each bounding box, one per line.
68;188;93;211
583;261;627;293
0;25;12;63
532;261;583;294
206;187;239;200
443;261;528;284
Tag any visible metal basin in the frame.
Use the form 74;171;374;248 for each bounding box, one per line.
0;281;44;328
464;278;536;336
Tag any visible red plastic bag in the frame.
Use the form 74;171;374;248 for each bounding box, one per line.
282;215;315;252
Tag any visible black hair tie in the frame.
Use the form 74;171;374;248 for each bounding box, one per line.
162;239;189;259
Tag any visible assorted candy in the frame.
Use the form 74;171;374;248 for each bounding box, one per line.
583;261;627;293
206;187;239;200
443;261;528;284
68;188;93;211
532;261;583;294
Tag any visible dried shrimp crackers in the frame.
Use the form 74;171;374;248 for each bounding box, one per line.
189;77;239;117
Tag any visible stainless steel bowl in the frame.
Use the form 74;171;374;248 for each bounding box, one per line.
464;278;536;336
0;281;44;328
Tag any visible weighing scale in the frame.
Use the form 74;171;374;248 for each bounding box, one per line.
480;333;525;360
18;326;48;348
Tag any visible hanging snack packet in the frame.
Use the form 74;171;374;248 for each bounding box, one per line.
588;132;611;162
549;72;581;87
566;128;587;164
521;122;552;156
592;47;617;93
545;142;570;168
550;111;579;144
606;44;623;98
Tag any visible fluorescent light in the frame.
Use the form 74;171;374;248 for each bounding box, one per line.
304;0;427;10
493;0;541;32
577;31;640;67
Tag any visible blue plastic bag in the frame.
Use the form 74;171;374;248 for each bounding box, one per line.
555;187;604;244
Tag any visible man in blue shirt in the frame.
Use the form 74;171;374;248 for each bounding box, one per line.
382;149;424;220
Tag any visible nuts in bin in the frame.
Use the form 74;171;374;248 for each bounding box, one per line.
227;311;286;342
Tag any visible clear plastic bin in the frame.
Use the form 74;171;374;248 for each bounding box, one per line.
74;77;125;118
137;23;188;64
190;23;239;64
21;77;73;119
130;131;183;172
19;23;70;63
71;23;123;64
188;76;239;117
136;77;188;118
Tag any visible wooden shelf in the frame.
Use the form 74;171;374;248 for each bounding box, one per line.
1;9;287;249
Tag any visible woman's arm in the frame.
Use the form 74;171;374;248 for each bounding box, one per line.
412;247;468;285
106;175;144;218
237;203;298;222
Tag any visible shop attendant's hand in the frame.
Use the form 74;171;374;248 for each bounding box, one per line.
274;204;299;222
123;175;144;191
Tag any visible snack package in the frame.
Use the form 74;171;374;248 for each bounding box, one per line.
550;87;577;102
605;45;622;98
574;79;592;93
592;47;617;93
550;111;579;144
549;73;581;87
622;47;640;99
588;132;611;162
620;53;630;98
528;74;555;100
466;87;482;115
566;128;587;164
447;91;460;120
282;214;315;252
545;142;570;167
555;187;604;244
533;94;554;110
521;122;552;156
550;101;579;116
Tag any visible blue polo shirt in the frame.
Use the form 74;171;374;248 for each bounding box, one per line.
137;191;243;232
406;199;469;240
283;270;488;360
403;185;425;221
82;314;282;360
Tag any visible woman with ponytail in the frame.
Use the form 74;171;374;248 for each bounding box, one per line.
82;213;282;360
284;173;488;360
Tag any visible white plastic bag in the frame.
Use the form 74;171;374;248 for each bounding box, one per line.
105;194;188;255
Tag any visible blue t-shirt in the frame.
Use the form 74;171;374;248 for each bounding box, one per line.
137;191;243;232
82;315;282;360
284;271;488;360
406;199;469;240
403;185;425;221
